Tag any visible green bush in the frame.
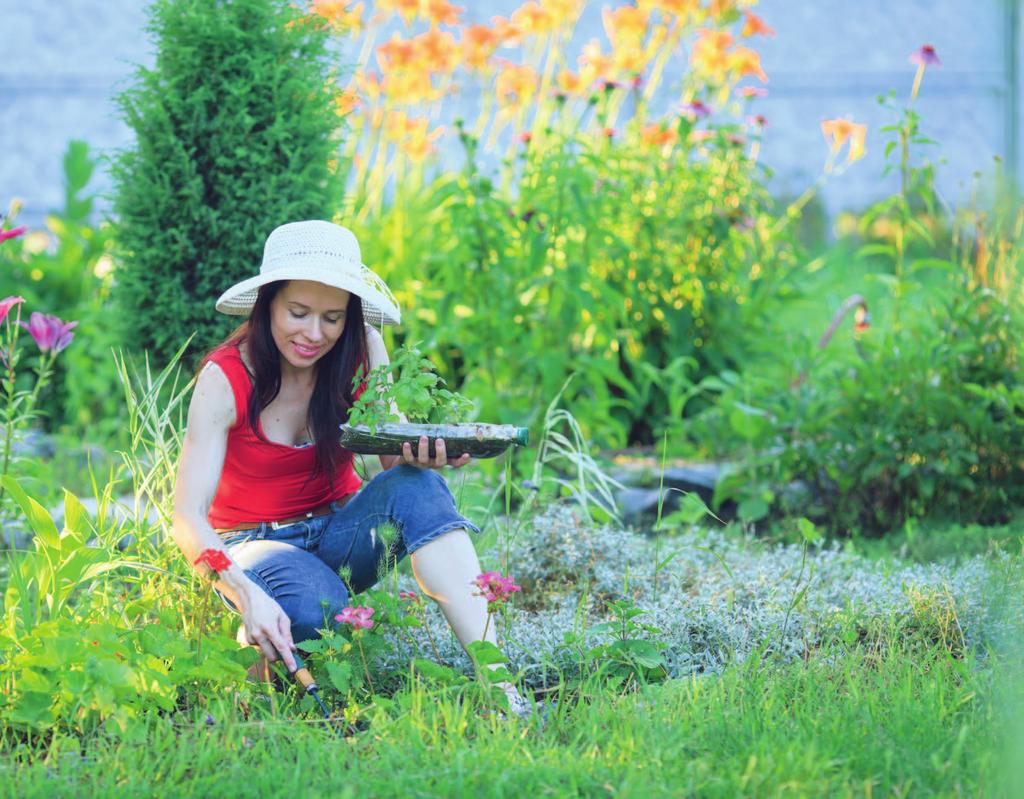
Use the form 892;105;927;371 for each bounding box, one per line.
704;278;1024;534
363;123;787;448
111;0;347;367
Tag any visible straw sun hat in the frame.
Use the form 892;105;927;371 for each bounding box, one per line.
215;220;401;327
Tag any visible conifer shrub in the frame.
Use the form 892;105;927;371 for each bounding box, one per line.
111;0;346;366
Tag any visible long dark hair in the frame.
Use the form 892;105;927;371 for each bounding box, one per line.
203;280;368;482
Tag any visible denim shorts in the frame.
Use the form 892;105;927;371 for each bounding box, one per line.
217;465;480;643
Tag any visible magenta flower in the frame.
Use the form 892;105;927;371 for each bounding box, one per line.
679;100;712;120
335;605;375;630
472;571;522;605
0;296;25;326
398;591;419;601
910;45;941;67
0;226;26;245
20;312;78;354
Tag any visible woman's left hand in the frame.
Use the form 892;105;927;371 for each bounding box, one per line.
401;436;471;470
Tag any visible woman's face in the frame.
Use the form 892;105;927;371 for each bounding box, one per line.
269;280;351;371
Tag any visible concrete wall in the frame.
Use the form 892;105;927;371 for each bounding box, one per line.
1;0;1020;228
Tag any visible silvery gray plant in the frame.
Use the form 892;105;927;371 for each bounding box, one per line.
373;502;1019;688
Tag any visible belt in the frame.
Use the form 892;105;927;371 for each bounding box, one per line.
215;497;349;535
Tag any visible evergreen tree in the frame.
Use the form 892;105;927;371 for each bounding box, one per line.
112;0;346;365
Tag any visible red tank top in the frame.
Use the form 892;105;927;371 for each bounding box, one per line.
206;344;363;528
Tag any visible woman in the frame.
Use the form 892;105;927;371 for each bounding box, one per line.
172;220;521;709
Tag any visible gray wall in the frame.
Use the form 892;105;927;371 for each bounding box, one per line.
1;0;1020;228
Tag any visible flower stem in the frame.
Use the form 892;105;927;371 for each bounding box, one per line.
356;637;374;694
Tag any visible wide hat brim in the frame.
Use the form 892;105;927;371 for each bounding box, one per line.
215;258;401;327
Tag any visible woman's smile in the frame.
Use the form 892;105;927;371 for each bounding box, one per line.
292;341;321;359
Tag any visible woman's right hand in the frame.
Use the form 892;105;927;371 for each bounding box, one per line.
240;589;297;672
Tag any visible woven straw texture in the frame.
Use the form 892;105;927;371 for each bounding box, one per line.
216;221;401;326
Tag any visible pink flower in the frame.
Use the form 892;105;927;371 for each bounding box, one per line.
335;605;375;630
909;45;941;67
472;571;522;605
0;296;25;326
0;226;26;245
399;591;420;601
602;127;616;139
20;312;78;354
739;86;768;99
679;100;712;120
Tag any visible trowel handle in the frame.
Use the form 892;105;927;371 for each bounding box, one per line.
283;650;319;693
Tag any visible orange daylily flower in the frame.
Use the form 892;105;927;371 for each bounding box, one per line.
400;118;445;163
311;0;364;33
728;47;768;83
543;0;583;28
495;62;540;108
491;16;524;46
740;11;775;38
579;39;615;88
334;88;360;116
602;5;649;47
821;118;867;162
691;29;733;80
412;27;460;74
511;1;555;36
639;0;699;22
357;71;384;103
423;0;463;26
462;25;500;71
376;0;420;23
556;69;584;95
640;122;678;148
377;33;418;73
382;70;437;104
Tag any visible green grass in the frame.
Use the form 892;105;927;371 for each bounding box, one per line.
5;640;1016;798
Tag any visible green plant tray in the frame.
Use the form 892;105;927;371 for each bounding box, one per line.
338;422;529;459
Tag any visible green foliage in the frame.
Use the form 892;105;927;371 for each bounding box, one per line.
363;118;788;448
0;479;248;737
348;343;474;431
0;143;122;440
708;285;1024;533
110;0;347;367
585;598;668;686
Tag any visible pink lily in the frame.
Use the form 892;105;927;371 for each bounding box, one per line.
20;312;78;354
0;296;25;326
0;226;26;245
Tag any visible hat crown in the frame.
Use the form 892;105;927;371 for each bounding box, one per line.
261;220;362;276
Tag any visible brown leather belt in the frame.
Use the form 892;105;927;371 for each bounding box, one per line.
215;497;349;535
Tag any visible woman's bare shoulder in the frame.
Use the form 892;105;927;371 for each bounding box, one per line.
189;361;237;430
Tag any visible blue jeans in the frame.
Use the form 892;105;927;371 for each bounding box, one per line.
218;465;480;643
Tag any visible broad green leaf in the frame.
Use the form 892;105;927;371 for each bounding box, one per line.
62;490;90;538
2;476;60;549
796;517;821;543
466;640;507;666
325;660;352;693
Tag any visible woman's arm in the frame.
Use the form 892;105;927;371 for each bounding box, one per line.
171;362;297;669
365;325;406;471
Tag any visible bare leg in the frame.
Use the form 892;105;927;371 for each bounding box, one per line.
410;528;528;713
410;528;495;649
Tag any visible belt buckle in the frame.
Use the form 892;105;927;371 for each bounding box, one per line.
270;510;315;531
